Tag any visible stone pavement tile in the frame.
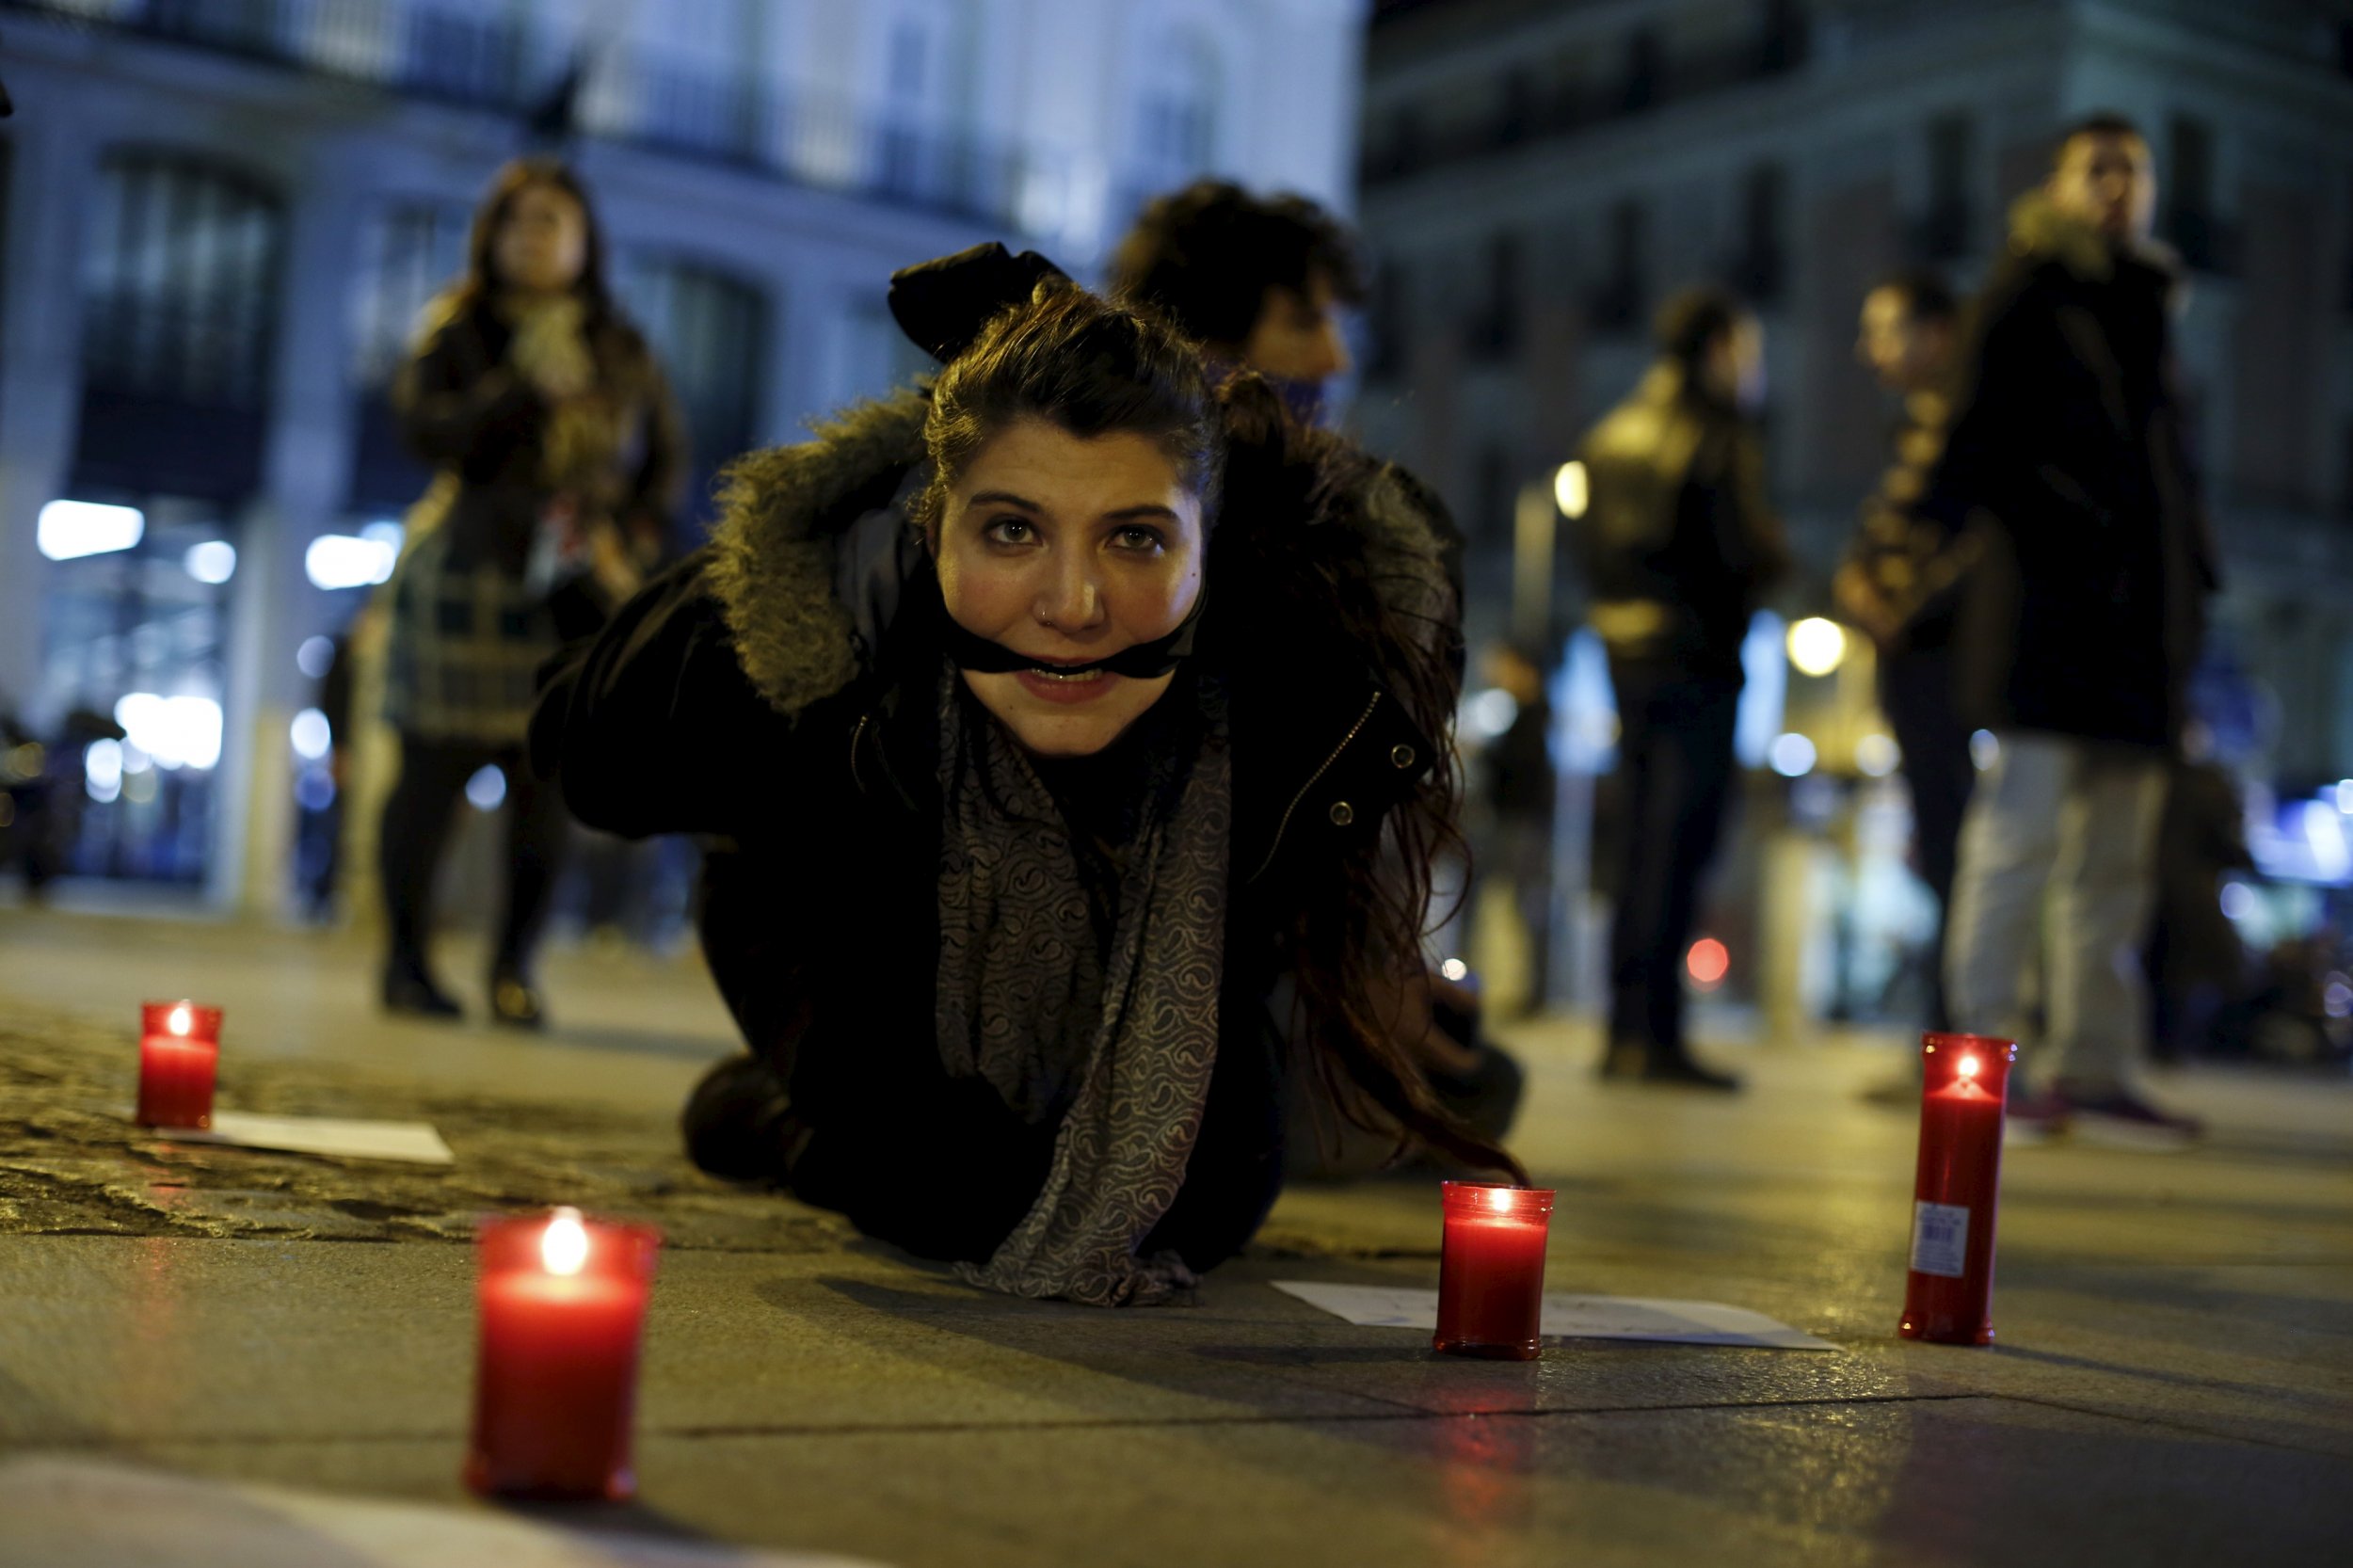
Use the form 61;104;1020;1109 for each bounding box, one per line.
0;1238;1421;1450
104;1394;2353;1568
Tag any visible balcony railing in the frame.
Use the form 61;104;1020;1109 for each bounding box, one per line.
2;0;1069;237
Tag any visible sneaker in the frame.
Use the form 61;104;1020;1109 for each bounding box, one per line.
2052;1084;2202;1151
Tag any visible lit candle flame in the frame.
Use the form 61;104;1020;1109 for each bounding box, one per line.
541;1208;589;1276
1958;1054;1980;1079
168;1004;192;1037
1486;1187;1515;1211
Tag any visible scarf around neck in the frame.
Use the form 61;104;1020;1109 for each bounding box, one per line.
932;665;1232;1305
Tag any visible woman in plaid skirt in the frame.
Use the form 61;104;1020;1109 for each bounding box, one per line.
378;159;684;1026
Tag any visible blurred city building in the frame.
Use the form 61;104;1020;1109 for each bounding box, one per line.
0;0;1368;908
1356;0;2353;1018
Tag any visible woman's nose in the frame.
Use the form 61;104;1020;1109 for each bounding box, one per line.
1035;551;1103;631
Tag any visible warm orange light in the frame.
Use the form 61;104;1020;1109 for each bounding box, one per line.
1486;1186;1514;1211
1958;1054;1981;1079
1687;937;1730;988
167;1004;192;1037
540;1208;589;1276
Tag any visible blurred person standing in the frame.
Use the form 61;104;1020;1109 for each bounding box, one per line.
377;158;684;1026
1578;289;1787;1090
1473;644;1556;1019
1834;270;1974;1036
1922;114;2217;1141
1110;183;1521;1159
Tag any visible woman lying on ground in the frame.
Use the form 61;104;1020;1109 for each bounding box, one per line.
533;263;1523;1304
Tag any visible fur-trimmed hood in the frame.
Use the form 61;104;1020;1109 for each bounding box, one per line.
699;386;1459;720
704;389;930;717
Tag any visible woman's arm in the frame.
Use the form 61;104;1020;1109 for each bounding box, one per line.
395;317;546;473
531;551;800;840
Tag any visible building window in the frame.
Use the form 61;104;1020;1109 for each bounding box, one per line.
1140;32;1222;176
615;255;766;525
1758;0;1808;73
2165;113;2223;273
1735;163;1786;305
345;200;469;510
1593;200;1646;332
1622;27;1663;114
1367;261;1409;379
1470;232;1521;360
351;201;469;389
1475;444;1515;545
1496;66;1536;147
1920;112;1972;261
81;151;283;409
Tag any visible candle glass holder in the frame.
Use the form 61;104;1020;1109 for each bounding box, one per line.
136;1001;222;1129
1434;1181;1555;1360
1899;1032;2015;1346
466;1208;661;1500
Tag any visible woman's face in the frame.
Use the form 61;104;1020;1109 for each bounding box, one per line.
493;182;588;296
935;417;1207;759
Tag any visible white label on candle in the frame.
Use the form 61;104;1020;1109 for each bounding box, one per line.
1910;1201;1970;1278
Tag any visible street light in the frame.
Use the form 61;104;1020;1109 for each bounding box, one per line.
1553;460;1588;520
1786;616;1847;677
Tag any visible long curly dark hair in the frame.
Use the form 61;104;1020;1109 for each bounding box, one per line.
1209;379;1524;1183
916;281;1521;1182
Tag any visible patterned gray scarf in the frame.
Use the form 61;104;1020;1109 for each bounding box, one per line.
933;667;1231;1305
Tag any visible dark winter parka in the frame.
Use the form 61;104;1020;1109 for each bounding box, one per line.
531;389;1457;1265
1575;363;1788;681
1919;192;2218;750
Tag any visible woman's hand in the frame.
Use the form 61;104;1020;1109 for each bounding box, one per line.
585;520;646;603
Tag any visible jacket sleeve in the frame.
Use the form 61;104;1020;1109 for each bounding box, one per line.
531;550;802;840
395;319;546;473
1918;280;2038;536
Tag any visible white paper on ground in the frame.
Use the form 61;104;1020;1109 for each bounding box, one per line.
167;1110;456;1165
0;1456;892;1568
1272;1280;1837;1350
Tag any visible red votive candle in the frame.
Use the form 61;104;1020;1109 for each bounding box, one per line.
1899;1032;2015;1346
466;1208;661;1500
136;1001;221;1129
1434;1181;1555;1360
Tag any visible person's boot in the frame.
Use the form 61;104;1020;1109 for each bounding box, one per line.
488;966;546;1031
1640;1052;1743;1091
382;955;463;1019
682;1053;804;1183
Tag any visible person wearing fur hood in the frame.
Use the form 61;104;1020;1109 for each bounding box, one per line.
1921;113;2218;1140
533;248;1522;1305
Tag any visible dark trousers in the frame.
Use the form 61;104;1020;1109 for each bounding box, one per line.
377;734;566;978
1878;648;1975;1032
1606;663;1742;1059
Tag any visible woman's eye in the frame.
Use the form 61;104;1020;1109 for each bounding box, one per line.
1112;525;1165;552
983;517;1035;545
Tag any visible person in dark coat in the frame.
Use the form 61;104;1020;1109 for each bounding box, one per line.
1109;180;1521;1165
377;158;685;1026
1922;113;2218;1141
1578;287;1787;1090
1835;268;1973;1036
534;271;1520;1304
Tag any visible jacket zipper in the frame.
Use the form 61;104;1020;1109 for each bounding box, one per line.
849;713;872;796
1246;690;1382;886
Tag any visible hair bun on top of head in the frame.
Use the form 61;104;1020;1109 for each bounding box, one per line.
888;243;1072;365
